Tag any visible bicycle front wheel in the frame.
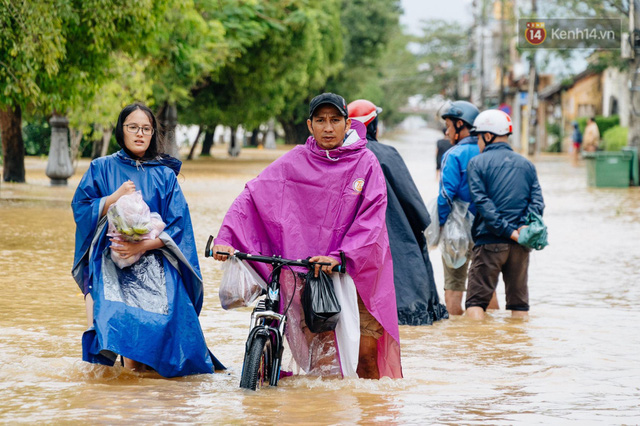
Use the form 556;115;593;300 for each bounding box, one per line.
240;334;273;390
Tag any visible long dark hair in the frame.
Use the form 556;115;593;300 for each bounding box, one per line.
115;103;161;160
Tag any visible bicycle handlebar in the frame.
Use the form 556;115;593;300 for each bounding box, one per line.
204;235;346;273
217;251;344;273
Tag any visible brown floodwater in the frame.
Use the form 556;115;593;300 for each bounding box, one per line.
1;130;639;424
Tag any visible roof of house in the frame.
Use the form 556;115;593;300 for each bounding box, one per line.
538;68;600;100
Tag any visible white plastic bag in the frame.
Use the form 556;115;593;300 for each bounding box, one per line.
425;198;440;249
106;191;166;268
218;257;267;310
439;201;474;269
107;191;151;239
331;273;359;378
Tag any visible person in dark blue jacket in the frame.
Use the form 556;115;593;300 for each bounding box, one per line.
348;99;448;325
438;101;498;315
465;110;545;320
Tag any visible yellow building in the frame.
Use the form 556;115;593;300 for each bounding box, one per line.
561;70;602;123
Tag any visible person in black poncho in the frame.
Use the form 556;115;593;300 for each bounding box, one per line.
436;127;452;180
348;99;448;325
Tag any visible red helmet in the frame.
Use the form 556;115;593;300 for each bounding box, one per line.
347;99;383;126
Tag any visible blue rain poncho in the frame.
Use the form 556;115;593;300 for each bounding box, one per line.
71;150;224;377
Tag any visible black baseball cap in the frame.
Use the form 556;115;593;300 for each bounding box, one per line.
309;93;348;118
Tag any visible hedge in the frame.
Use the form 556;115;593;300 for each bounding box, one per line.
601;125;628;151
576;115;619;136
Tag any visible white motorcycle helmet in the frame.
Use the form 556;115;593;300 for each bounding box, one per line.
472;110;513;144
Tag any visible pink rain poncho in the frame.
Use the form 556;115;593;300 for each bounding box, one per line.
215;121;402;378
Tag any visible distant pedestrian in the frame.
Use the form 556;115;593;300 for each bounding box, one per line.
436;127;452;180
349;99;448;326
438;101;498;315
465;110;545;320
583;117;600;152
571;121;582;166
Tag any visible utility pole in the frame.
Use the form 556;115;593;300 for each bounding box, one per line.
628;0;640;151
523;0;538;156
478;0;487;107
470;1;478;103
498;0;506;105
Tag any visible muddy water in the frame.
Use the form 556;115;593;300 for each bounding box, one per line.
1;134;639;423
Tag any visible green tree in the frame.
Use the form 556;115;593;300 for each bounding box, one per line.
129;0;227;156
326;0;402;101
182;0;344;147
181;0;286;135
275;0;344;144
0;0;65;181
414;19;470;99
356;31;419;127
66;54;154;162
61;0;227;160
278;0;402;143
0;0;161;182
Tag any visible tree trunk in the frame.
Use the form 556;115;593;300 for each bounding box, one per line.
91;124;112;159
69;128;83;171
157;102;179;158
249;128;260;147
0;104;26;182
264;118;277;149
200;130;215;156
281;120;309;145
91;125;103;159
228;126;241;157
187;126;202;160
101;126;113;157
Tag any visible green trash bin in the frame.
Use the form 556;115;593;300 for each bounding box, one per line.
584;151;634;188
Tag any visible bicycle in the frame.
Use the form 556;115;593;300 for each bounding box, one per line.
205;235;345;390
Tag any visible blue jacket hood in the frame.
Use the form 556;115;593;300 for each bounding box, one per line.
116;150;182;175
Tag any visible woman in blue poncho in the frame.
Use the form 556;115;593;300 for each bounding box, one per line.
71;103;223;377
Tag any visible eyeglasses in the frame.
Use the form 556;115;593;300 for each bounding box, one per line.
124;124;154;136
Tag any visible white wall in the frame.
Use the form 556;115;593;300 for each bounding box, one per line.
601;67;630;127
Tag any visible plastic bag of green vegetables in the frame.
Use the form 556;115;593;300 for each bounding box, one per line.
107;191;166;268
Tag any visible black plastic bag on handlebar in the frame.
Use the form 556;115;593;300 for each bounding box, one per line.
302;270;341;333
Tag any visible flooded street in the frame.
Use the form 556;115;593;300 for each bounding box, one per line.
1;126;639;424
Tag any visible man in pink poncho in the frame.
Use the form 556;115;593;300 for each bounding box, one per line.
213;93;402;379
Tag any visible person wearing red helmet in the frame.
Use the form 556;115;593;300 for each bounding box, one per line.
348;99;448;326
